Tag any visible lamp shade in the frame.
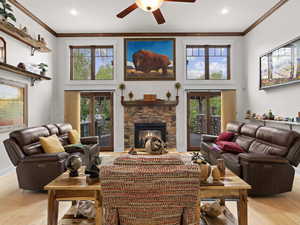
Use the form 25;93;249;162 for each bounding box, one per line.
135;0;164;12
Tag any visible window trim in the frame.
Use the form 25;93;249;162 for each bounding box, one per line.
186;45;231;81
70;45;114;81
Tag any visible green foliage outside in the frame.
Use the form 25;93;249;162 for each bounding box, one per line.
80;98;89;122
210;72;224;80
96;65;113;80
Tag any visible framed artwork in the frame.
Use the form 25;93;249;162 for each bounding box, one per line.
0;78;27;133
0;37;6;63
260;36;300;89
124;38;176;81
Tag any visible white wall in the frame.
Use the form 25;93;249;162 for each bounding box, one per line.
245;0;300;133
0;6;56;174
54;36;246;152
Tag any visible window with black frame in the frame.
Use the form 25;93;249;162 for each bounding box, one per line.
70;46;114;80
186;45;231;80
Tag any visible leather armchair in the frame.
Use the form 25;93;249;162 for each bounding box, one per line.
3;123;99;191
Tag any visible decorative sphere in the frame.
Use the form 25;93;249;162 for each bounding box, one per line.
65;155;82;171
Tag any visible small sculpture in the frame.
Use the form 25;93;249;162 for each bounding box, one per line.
245;110;251;119
191;152;207;164
128;147;137;155
199;164;212;182
145;136;168;155
65;155;82;177
85;146;101;184
17;62;26;70
212;166;221;181
201;201;223;218
166;91;171;101
128;91;134;100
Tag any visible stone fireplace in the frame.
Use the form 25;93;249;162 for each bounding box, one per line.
135;123;167;148
124;105;176;148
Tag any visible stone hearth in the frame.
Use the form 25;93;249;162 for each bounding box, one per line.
124;105;176;148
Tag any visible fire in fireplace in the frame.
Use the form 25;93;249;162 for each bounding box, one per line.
134;123;166;148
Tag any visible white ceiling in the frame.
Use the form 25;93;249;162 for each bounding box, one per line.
18;0;279;33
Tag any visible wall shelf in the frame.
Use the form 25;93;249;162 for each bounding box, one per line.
246;118;300;130
0;62;51;86
121;96;179;107
0;20;51;55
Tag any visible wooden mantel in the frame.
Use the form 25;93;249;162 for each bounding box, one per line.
121;96;179;107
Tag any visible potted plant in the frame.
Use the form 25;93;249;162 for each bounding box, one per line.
119;83;126;96
128;91;134;100
175;82;181;96
0;0;16;23
38;63;48;76
166;91;171;101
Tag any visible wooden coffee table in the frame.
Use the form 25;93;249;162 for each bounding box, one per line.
45;152;251;225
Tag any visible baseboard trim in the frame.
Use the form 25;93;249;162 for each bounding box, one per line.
0;166;15;176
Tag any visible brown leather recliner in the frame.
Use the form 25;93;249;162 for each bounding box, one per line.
3;123;99;191
201;121;300;196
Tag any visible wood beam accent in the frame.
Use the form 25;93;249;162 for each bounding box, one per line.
243;0;289;35
56;32;244;37
8;0;57;36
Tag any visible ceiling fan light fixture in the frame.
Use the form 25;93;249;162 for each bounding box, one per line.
135;0;164;12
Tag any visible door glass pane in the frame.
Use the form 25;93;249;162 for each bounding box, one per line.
189;96;207;147
209;96;221;136
80;96;91;137
94;96;113;148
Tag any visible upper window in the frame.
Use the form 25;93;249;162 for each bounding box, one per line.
70;46;114;80
186;45;231;80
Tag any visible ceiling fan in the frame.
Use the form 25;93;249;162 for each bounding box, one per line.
117;0;196;25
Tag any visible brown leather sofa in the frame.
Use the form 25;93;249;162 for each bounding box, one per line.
201;121;300;196
3;123;99;191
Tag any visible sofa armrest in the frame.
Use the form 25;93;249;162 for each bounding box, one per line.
22;152;69;163
201;134;218;143
239;153;289;164
64;144;88;154
80;136;99;145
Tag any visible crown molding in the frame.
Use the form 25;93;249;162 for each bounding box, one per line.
6;0;290;38
56;32;244;37
8;0;57;36
242;0;289;35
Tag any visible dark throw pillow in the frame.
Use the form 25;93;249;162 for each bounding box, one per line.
216;132;235;142
216;141;245;154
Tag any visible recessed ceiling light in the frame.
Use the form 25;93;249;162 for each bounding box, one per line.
70;9;78;16
221;8;229;15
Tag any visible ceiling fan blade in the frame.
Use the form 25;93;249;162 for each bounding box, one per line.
117;3;138;18
164;0;196;2
152;9;166;24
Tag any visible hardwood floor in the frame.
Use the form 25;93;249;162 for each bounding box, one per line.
1;171;300;225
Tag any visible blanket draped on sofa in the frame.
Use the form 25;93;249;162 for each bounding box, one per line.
100;154;201;225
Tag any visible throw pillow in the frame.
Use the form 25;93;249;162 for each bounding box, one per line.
216;141;245;153
39;135;65;154
68;129;80;144
216;132;235;142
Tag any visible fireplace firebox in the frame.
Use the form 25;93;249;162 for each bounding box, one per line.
134;123;167;148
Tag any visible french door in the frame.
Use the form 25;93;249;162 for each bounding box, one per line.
80;92;113;151
187;92;221;151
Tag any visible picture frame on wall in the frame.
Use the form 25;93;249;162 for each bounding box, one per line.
260;36;300;89
0;78;28;133
124;38;176;81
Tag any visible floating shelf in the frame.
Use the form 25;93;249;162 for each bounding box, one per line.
246;118;300;130
0;62;51;86
0;20;51;55
121;96;179;107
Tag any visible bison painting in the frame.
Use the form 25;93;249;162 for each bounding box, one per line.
133;50;171;74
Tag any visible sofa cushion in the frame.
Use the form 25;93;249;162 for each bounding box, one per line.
286;138;300;167
240;123;261;137
235;135;255;152
226;121;244;133
44;124;59;135
217;141;245;153
56;123;72;135
10;127;50;147
249;140;289;157
68;129;80;144
256;126;297;149
216;132;235;142
222;153;241;176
